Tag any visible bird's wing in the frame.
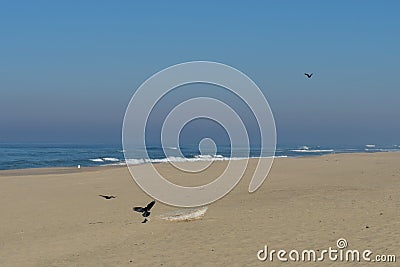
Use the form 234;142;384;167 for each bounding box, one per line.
146;200;156;210
310;73;313;77
133;207;145;212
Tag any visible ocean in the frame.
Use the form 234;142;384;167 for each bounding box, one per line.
0;143;399;171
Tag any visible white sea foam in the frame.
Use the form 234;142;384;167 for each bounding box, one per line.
124;159;147;165
90;158;104;162
102;157;119;162
365;148;400;152
365;144;376;148
151;155;228;163
90;157;120;163
113;155;287;166
290;149;334;153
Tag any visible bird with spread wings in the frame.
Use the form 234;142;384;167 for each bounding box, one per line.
133;200;156;223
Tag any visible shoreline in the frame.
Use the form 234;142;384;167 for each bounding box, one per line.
1;151;399;176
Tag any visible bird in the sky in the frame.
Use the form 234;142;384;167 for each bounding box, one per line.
304;73;313;78
133;200;156;223
99;195;117;199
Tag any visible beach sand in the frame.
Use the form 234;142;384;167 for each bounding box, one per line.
0;153;399;266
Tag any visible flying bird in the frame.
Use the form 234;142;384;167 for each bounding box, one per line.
99;195;116;199
304;73;313;78
133;200;156;223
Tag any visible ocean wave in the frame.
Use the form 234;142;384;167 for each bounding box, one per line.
105;155;287;166
90;157;120;163
102;157;119;162
290;149;334;153
90;158;104;162
195;154;223;159
365;144;376;148
148;155;228;163
365;148;400;152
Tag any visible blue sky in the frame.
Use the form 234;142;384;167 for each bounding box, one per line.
0;1;399;146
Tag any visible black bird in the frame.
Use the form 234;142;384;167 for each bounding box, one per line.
99;195;116;200
133;200;155;223
304;73;313;78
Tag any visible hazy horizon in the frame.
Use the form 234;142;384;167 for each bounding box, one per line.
1;1;399;146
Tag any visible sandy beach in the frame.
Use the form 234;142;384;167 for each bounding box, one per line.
0;152;399;266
